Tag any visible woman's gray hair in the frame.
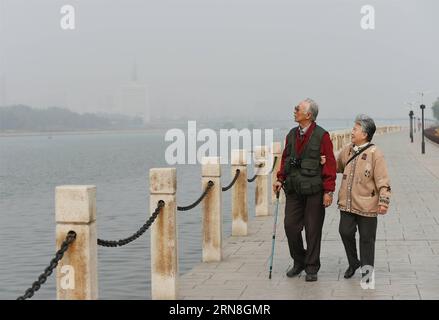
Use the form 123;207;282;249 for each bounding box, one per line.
304;98;319;121
355;114;376;142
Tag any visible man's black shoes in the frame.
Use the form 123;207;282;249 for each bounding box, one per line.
286;264;318;281
286;264;305;277
305;273;318;282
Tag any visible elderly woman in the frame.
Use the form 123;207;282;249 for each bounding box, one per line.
336;114;391;280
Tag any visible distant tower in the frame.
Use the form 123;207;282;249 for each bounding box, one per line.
131;60;138;83
0;73;6;107
117;61;150;124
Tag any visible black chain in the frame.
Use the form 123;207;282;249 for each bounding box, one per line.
17;231;77;300
177;180;214;211
247;156;278;183
222;169;240;192
269;156;278;174
97;200;165;247
247;163;262;183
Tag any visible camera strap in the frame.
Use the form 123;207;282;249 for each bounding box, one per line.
345;143;375;167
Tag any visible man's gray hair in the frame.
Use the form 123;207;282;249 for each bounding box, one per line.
304;98;319;121
355;114;376;142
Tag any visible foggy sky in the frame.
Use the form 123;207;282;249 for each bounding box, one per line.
0;0;438;120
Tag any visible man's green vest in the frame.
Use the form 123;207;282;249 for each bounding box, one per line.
283;124;326;195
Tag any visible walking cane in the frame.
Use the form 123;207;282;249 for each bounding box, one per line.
268;190;280;279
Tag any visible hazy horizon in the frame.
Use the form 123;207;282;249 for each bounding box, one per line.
1;0;438;121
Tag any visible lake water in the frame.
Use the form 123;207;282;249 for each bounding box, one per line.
0;119;405;299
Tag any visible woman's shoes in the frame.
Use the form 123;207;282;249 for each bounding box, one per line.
344;264;361;279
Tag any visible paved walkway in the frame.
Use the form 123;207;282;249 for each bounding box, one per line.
179;130;439;300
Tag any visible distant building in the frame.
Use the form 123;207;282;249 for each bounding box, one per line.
0;73;6;106
117;62;150;124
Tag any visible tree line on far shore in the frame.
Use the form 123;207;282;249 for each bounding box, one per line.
0;105;144;132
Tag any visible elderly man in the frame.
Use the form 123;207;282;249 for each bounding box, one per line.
273;98;336;282
336;114;391;281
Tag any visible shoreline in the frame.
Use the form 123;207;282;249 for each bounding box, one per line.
0;127;168;138
0;120;413;139
0;121;410;138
